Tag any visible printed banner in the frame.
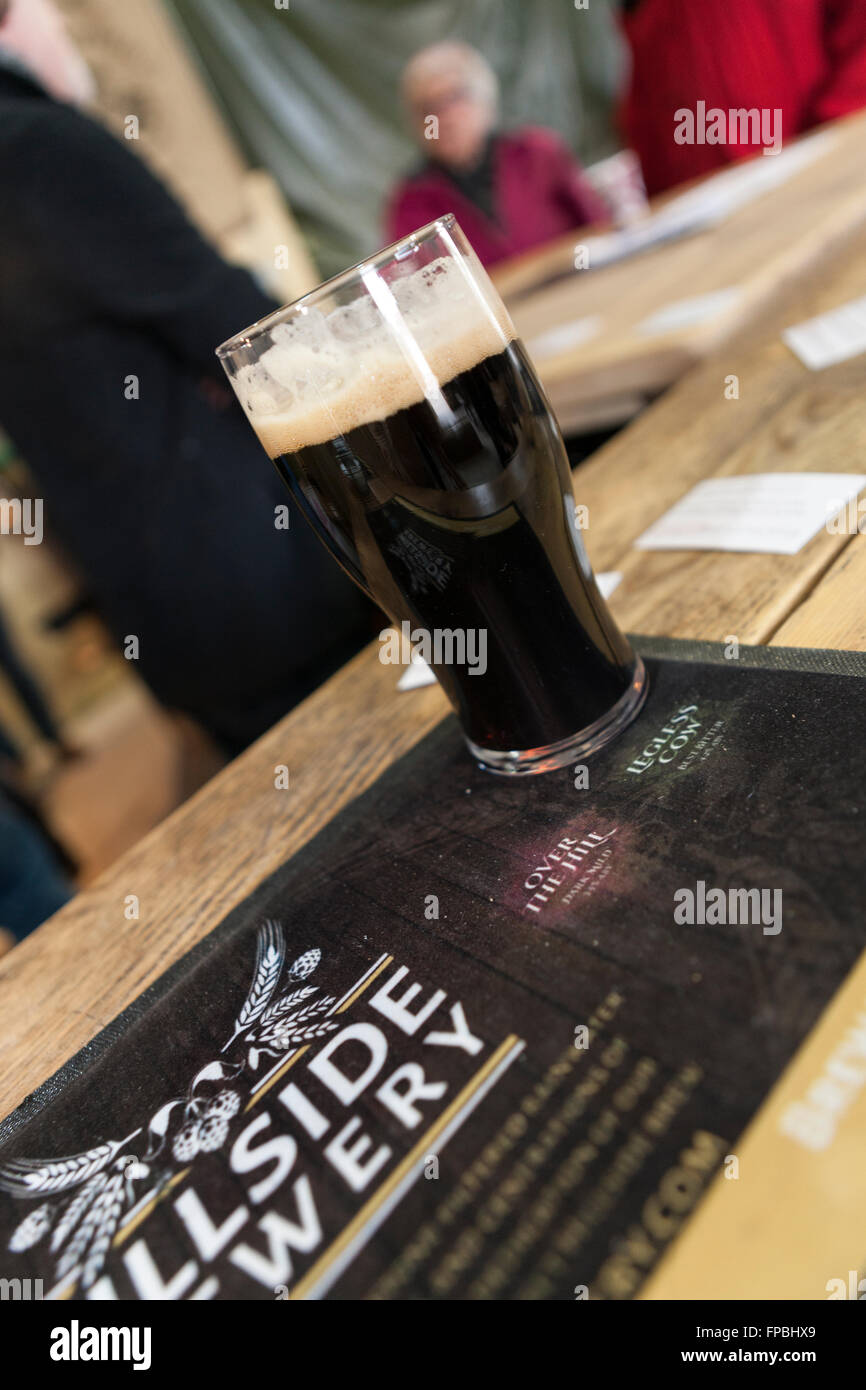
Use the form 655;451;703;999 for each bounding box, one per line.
0;645;863;1301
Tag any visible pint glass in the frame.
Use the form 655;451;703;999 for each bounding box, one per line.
217;217;647;774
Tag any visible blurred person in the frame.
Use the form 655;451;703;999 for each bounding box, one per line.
0;0;373;757
0;604;79;769
0;0;94;104
620;0;866;195
386;41;607;267
0;786;72;950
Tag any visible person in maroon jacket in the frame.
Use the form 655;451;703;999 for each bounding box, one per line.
620;0;866;196
385;41;607;268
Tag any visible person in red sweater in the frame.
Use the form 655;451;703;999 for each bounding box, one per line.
385;41;607;268
620;0;866;195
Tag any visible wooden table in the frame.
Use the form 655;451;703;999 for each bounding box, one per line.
2;215;866;1125
495;111;866;434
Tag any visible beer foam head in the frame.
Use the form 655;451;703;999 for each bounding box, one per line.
231;257;515;457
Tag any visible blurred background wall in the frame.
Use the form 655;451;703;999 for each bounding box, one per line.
166;0;627;275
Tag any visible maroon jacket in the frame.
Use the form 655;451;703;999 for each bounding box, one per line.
385;127;607;268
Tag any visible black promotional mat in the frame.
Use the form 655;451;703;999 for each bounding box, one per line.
1;640;864;1301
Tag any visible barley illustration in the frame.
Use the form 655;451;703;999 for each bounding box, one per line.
50;1172;108;1254
222;919;286;1050
260;985;316;1021
258;1018;340;1053
261;994;335;1032
56;1200;102;1281
0;1135;136;1197
79;1172;126;1289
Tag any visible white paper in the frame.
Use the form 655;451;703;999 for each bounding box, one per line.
638;288;741;337
783;295;866;370
581;217;702;272
634;473;866;555
596;570;622;598
578;131;835;273
650;130;834;233
527;316;602;360
396;650;437;691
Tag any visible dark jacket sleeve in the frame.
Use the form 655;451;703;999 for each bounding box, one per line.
5;103;276;378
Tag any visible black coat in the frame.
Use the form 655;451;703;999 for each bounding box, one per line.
0;64;371;752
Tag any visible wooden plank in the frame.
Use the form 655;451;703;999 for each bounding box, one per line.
771;535;866;650
550;391;650;435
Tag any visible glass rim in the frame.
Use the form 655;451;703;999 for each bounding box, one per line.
215;214;459;361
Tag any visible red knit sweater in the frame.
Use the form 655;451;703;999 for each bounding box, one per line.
621;0;866;194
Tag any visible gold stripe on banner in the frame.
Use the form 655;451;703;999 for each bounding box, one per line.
640;947;866;1301
289;1033;525;1300
114;1168;191;1249
335;956;395;1015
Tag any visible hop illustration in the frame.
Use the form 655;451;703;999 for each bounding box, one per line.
172;1121;201;1164
198;1115;230;1153
288;948;321;981
205;1089;241;1122
9;1203;53;1252
171;1089;240;1163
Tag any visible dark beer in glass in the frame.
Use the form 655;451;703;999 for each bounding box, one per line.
218;217;646;774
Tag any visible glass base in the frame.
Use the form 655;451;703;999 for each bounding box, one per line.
465;658;649;777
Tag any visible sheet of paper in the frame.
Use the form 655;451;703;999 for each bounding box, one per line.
596;570;622;598
634;473;866;555
638;288;742;337
581;216;706;272
783;295;866;370
397;650;437;691
526;316;602;360
579;131;835;273
650;130;834;233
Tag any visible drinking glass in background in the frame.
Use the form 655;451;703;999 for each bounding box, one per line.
584;148;650;227
217;216;647;775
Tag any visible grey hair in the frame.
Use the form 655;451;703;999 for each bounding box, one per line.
401;40;499;114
